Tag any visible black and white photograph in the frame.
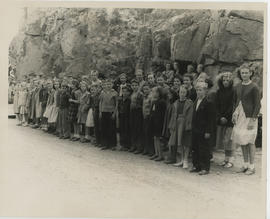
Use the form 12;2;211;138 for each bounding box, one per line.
0;1;267;219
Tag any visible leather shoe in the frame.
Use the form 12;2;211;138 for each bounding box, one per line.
190;168;200;173
199;170;209;175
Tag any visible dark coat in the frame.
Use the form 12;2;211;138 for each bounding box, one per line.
150;99;167;137
192;97;215;136
216;84;235;127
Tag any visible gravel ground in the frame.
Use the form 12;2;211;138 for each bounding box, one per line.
0;118;265;219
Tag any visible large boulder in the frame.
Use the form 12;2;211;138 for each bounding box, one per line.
171;21;210;62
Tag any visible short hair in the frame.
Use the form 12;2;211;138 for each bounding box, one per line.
122;84;132;93
183;73;193;81
187;64;195;71
179;85;188;97
142;82;150;88
119;73;127;78
197;64;204;69
131;79;139;85
136;69;143;75
157;75;165;80
195;82;208;90
236;63;254;81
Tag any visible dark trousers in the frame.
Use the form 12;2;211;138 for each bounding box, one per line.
119;113;130;149
143;117;154;155
168;145;178;162
192;132;211;171
58;108;70;138
130;108;143;151
93;110;101;144
101;112;116;148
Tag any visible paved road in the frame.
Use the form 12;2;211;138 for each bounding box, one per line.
0;119;265;219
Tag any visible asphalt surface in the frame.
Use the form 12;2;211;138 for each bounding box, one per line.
0;118;265;219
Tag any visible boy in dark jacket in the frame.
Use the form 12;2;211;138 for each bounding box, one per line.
190;82;215;175
118;85;132;151
58;82;71;139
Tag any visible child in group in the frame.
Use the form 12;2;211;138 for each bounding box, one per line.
117;73;128;97
142;82;154;156
232;64;261;175
77;81;91;143
162;89;178;150
156;75;170;93
39;80;49;130
216;72;235;168
43;80;55;132
47;79;60;134
17;82;29;126
58;82;71;139
196;64;209;84
117;85;132;151
171;76;182;95
33;79;43;129
135;69;146;92
186;65;196;82
92;84;102;146
162;63;175;84
129;79;144;153
183;73;197;102
167;85;193;168
99;79;118;150
147;73;156;89
173;61;181;79
68;79;82;141
190;82;215;175
28;80;38;126
85;86;96;143
149;86;167;161
90;70;102;86
13;83;20;123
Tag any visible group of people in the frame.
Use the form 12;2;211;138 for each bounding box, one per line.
11;62;261;175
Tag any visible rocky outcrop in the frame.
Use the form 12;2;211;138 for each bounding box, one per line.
9;8;264;83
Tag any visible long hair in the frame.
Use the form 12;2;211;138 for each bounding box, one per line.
217;72;233;90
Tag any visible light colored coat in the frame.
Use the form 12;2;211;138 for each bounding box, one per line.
168;99;193;147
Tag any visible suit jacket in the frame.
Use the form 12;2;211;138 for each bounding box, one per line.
192;97;215;135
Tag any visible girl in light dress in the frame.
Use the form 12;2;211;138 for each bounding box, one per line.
47;80;60;133
43;80;54;132
168;85;193;169
13;83;21;124
231;64;261;175
17;82;29;126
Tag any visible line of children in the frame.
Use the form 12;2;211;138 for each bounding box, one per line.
12;63;261;176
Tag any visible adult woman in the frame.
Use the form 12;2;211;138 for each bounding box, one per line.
231;64;261;175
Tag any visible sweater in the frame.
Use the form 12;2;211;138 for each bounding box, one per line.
216;86;235;127
99;89;117;113
234;82;261;118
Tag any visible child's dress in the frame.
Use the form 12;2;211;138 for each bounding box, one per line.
44;89;55;119
67;89;82;123
48;90;59;123
86;106;94;128
13;89;19;114
77;91;91;124
35;88;42;119
231;102;258;145
18;90;28;115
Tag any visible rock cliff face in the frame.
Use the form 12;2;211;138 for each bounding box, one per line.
9;8;264;83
